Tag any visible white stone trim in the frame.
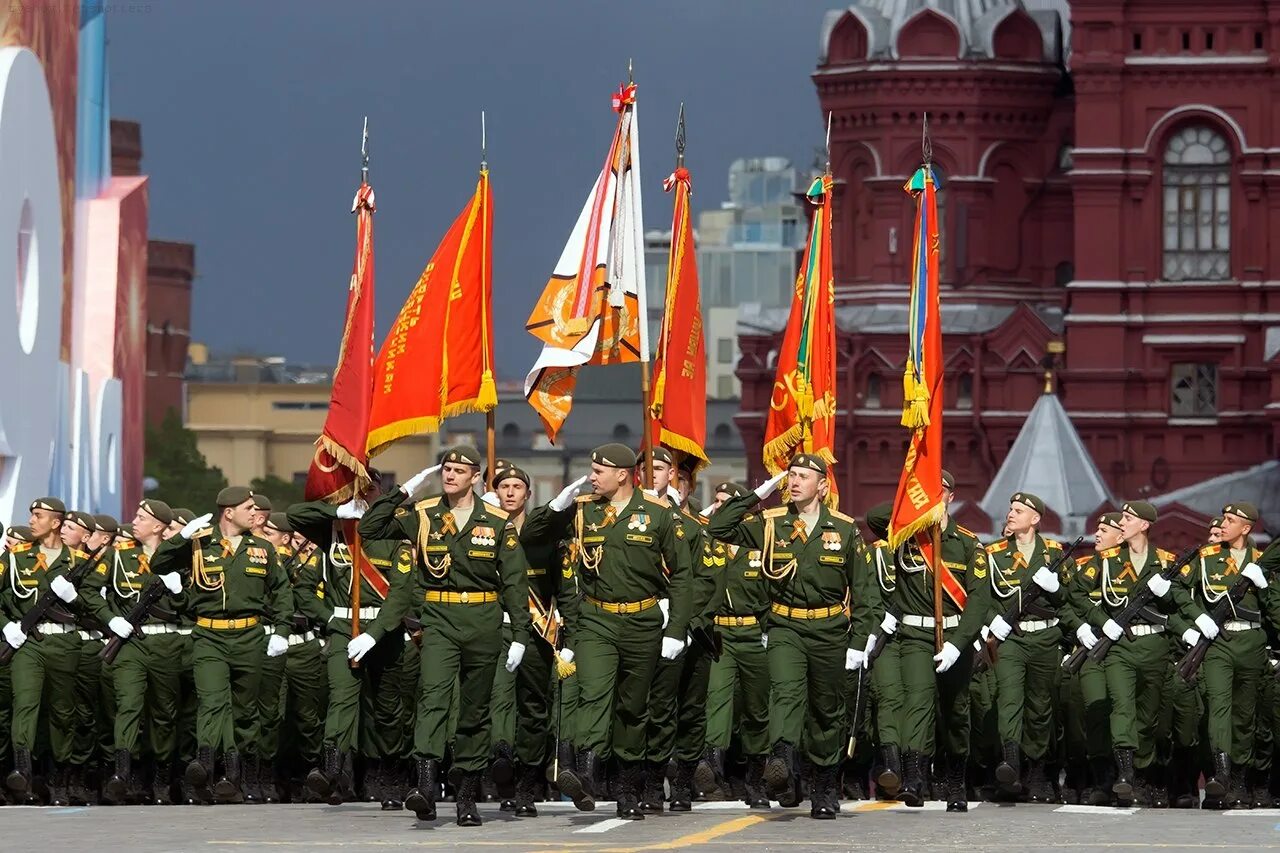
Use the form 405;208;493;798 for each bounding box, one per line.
1142;104;1248;154
1067;313;1280;324
1142;333;1245;345
1125;55;1268;66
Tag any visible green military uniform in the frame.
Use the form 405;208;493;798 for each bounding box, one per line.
862;503;904;799
706;454;879;818
62;511;109;806
1056;549;1110;804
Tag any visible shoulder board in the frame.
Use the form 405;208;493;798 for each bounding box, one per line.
685;513;708;527
1074;555;1094;567
828;509;855;524
413;497;441;510
575;494;601;504
1100;546;1121;559
1157;548;1176;562
1044;538;1063;550
985;540;1009;555
1198;544;1218;558
762;507;789;519
873;538;888;549
954;524;978;540
11;542;32;553
194;527;215;539
114;541;136;552
72;549;89;560
276;546;293;558
483;505;509;521
643;493;670;508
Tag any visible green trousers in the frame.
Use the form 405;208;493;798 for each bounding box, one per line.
1201;628;1265;764
766;614;847;767
414;602;502;770
968;658;998;770
11;631;82;760
870;635;904;748
281;638;326;767
0;663;10;773
994;627;1060;760
899;627;972;758
1078;659;1111;759
1255;659;1276;774
71;636;106;767
109;633;185;761
176;633;198;764
192;625;266;752
647;641;714;764
325;632;408;756
573;603;662;762
552;665;580;761
514;636;556;766
706;624;770;756
257;638;286;760
397;638;420;758
491;622;517;748
1102;633;1167;767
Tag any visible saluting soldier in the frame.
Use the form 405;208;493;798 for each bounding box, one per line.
701;481;772;808
706;454;879;819
552;443;692;820
981;492;1067;802
359;445;532;827
151;486;293;805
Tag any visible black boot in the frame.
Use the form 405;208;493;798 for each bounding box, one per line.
810;764;839;819
615;761;645;821
261;756;279;804
694;747;725;799
380;759;403;811
1251;766;1270;809
763;741;795;800
214;751;244;804
1062;761;1085;805
454;770;481;826
1087;756;1113;806
876;744;902;797
556;748;597;812
639;760;666;813
995;741;1022;795
105;749;131;805
670;759;696;811
491;740;515;810
1228;766;1249;809
513;762;540;817
404;757;439;821
945;754;968;813
242;753;262;804
899;750;924;807
1026;759;1057;804
307;744;338;799
1205;750;1230;806
1145;764;1169;809
1112;747;1135;806
743;755;770;809
151;761;173;806
6;746;33;800
67;764;90;806
47;763;69;807
185;746;215;802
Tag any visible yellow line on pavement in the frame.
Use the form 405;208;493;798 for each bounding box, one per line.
598;813;774;853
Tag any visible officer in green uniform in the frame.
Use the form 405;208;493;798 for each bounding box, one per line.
0;497;90;805
707;454;879;819
981;492;1067;802
862;502;905;800
84;499;186;805
59;510;110;805
289;486;417;808
1174;501;1276;808
359;445;532;827
701;481;771;808
552;443;692;820
164;507;203;804
872;471;990;813
151;486;293;804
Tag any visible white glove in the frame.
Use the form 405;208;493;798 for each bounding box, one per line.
159;572;182;595
1181;629;1201;647
1243;562;1269;590
1076;624;1098;650
979;624;991;643
1146;573;1171;598
401;464;442;499
550;475;589;512
336;499;367;520
760;632;768;649
266;634;289;657
1032;566;1060;594
558;648;574;664
347;632;376;662
700;502;720;518
666;484;682;506
1195;613;1220;640
181;513;214;539
480;491;499;508
50;575;77;603
109;617;134;639
989;615;1012;642
863;633;878;658
661;636;685;660
659;598;670;629
845;648;866;671
933;642;961;673
3;622;26;650
505;641;526;672
753;471;787;501
880;611;898;635
1102;619;1124;642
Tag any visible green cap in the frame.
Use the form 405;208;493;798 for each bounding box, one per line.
788;453;828;475
441;445;482;468
638;447;674;467
30;497;66;515
494;466;530;488
216;486;254;508
66;510;97;532
1221;502;1259;523
265;512;292;533
7;525;34;543
713;481;750;499
941;470;955;491
1010;492;1046;516
138;499;174;525
92;515;119;536
1121;501;1158;523
251;493;273;512
116;523;137;541
1098;512;1124;531
865;501;892;541
171;508;196;526
1209;515;1224;530
591;443;637;469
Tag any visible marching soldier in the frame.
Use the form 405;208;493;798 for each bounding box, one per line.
863;502;905;800
706;454;880;819
982;493;1066;802
151;486;293;804
359;446;532;827
552;443;692;820
63;510;112;805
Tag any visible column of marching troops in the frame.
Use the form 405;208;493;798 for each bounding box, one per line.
0;442;1278;823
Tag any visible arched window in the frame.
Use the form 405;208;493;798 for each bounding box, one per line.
957;373;973;409
1163;126;1230;281
865;373;881;409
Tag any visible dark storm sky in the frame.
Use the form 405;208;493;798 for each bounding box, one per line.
108;0;837;379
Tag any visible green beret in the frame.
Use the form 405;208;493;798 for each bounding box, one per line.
941;470;955;491
1098;512;1124;531
138;499;174;526
441;445;482;468
171;508;195;526
30;497;66;515
216;486;254;508
1121;501;1158;523
865;501;892;541
592;443;637;469
115;523;137;541
788;453;828;475
92;514;119;536
1209;516;1224;529
7;525;34;543
494;466;530;488
1222;502;1259;523
251;494;273;512
1010;492;1045;516
713;481;750;499
66;510;97;532
265;512;292;533
638;447;674;467
485;458;516;481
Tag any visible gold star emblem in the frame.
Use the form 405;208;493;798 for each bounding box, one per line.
430;531;444;541
587;522;601;533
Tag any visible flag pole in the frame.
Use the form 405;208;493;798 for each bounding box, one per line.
350;115;370;668
919;112;943;653
480;110;497;490
631;60;654;490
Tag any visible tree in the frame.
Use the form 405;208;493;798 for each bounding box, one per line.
250;474;305;510
144;409;228;511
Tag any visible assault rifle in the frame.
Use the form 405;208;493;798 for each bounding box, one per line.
0;543;107;664
1175;572;1253;682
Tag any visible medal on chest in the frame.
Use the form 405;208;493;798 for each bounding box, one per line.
821;531;842;551
627;513;650;533
471;526;496;547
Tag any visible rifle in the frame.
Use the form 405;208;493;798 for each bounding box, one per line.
865;605;900;670
974;536;1084;675
0;543;107;664
1176;573;1254;682
1064;542;1211;675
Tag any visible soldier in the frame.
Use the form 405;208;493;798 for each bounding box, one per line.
359;445;532;827
150;486;293;804
61;510;112;805
164;507;201;804
251;494;273;537
982;493;1067;802
862;502;904;800
84;499;185;805
706;454;880;819
552;443;692;820
701;481;771;808
1174;501;1275;809
870;470;990;812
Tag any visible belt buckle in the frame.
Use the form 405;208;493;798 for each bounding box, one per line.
806;608;815;620
735;616;745;627
460;591;469;604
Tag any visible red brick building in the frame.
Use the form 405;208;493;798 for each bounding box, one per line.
736;0;1280;536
